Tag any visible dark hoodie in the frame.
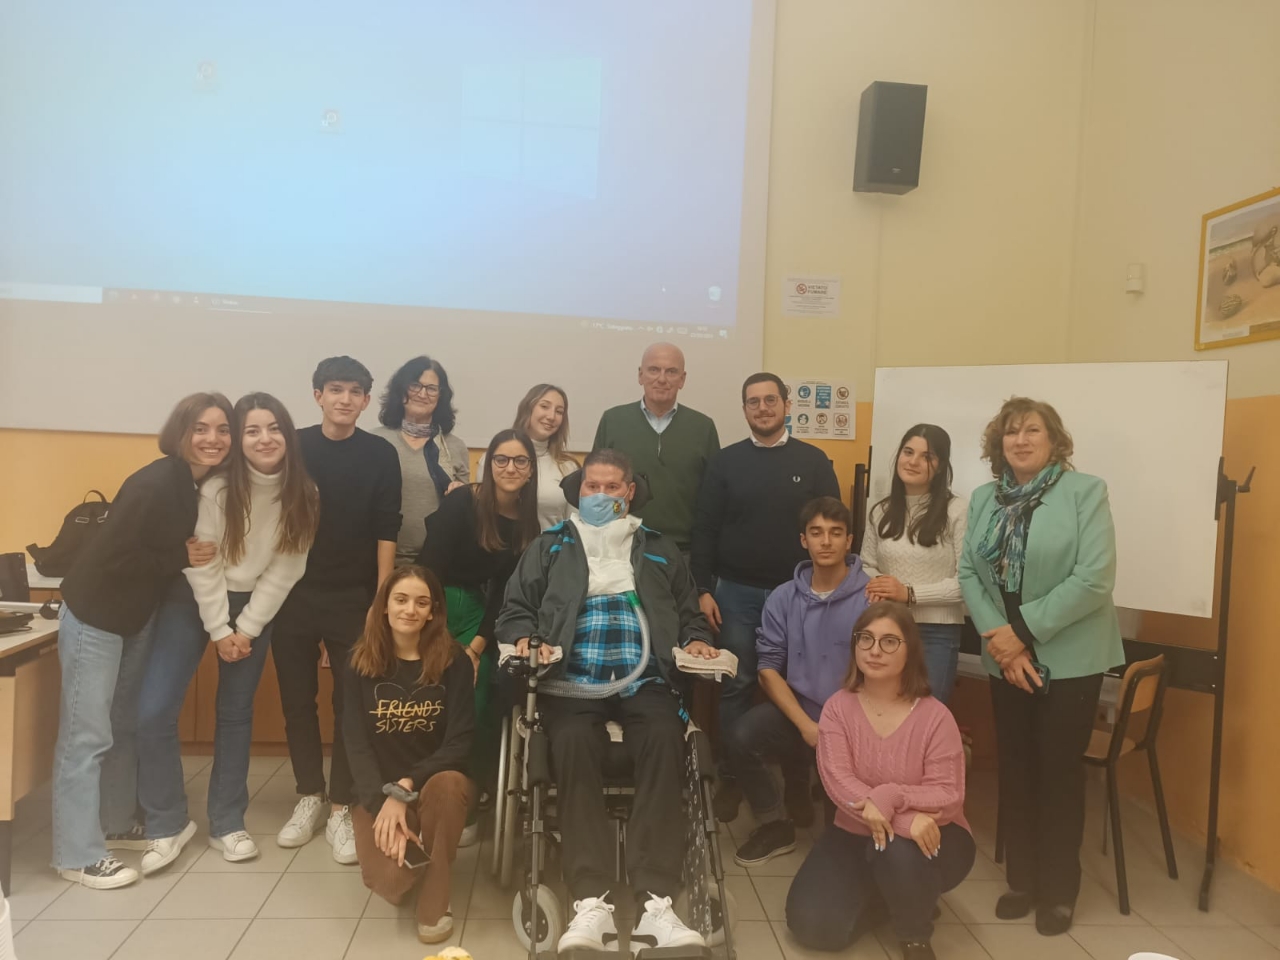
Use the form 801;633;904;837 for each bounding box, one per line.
755;555;870;721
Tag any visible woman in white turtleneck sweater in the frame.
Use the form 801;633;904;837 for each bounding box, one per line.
860;424;968;703
482;385;578;530
134;394;319;871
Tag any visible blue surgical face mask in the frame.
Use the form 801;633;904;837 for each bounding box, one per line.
578;492;628;527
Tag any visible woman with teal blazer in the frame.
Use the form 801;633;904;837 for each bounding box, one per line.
959;397;1124;938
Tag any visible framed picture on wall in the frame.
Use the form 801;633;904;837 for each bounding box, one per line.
1195;185;1280;350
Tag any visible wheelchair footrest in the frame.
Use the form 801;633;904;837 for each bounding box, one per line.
635;946;714;960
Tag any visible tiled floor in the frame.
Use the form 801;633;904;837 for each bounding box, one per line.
6;756;1279;959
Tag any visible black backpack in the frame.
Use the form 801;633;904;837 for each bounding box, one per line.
27;490;111;577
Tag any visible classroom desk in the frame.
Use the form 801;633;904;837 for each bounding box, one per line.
0;603;60;896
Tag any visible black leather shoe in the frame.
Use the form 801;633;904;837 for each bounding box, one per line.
900;942;936;960
1035;904;1074;936
995;890;1035;920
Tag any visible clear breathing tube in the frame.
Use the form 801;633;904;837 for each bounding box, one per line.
538;593;651;700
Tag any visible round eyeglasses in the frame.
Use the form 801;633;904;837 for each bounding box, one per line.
853;631;904;654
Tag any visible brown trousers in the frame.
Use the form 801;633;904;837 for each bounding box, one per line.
352;770;473;924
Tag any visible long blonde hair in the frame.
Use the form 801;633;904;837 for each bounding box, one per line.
513;384;577;467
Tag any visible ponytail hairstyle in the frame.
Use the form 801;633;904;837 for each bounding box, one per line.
222;393;320;566
350;565;458;687
872;424;955;548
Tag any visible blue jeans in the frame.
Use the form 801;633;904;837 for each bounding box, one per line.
137;578;273;839
725;701;812;823
918;623;962;704
51;602;157;869
713;578;773;734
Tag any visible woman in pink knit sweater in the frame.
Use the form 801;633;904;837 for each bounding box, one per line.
786;601;974;960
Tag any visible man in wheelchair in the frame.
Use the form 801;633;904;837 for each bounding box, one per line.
498;448;718;955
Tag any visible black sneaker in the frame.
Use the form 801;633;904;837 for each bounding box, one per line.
995;890;1035;920
713;780;743;823
901;942;936;960
59;854;140;890
733;820;796;866
104;823;147;851
784;777;815;828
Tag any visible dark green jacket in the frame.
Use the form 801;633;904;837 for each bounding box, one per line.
592;402;720;550
494;519;714;688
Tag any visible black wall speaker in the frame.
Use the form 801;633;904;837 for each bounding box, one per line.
853;81;928;195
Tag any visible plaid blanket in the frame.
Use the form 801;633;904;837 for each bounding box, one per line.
563;591;662;699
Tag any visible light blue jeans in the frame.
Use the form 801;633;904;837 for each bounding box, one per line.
136;579;274;839
918;622;962;704
51;602;157;869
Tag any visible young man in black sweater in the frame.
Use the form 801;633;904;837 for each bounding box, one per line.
271;356;402;864
691;372;840;824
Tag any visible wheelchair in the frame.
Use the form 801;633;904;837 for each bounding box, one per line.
491;637;738;960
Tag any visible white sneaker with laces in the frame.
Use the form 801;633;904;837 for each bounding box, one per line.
557;894;619;954
141;820;198;876
58;854;140;889
209;830;259;862
276;794;327;848
326;805;358;864
629;893;706;956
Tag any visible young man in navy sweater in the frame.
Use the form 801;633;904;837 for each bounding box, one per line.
691;372;840;824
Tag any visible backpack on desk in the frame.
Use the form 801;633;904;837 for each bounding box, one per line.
26;489;111;577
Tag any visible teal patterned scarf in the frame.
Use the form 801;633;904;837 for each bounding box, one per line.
975;463;1063;593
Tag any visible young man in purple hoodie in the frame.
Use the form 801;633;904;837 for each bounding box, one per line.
726;496;870;865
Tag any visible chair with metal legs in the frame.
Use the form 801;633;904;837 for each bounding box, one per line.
1082;654;1177;915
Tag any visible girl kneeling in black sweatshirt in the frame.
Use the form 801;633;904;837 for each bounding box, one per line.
343;565;474;944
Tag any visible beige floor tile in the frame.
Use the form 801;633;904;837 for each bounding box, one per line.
241;796;303;835
12;919;138;960
112;918;249;960
751;875;792;923
467;867;523;920
4;871;70;919
942;879;1031;926
1254;927;1280;949
744;836;814;878
246;756;287;777
1074;873;1149;925
188;834;299;873
1210;868;1280;926
1068;924;1185;960
257;871;371;919
10;918;26;936
964;851;1005;882
344;917;462;959
771;920;889;959
149;872;279;919
719;920;785;960
229;918;358;960
1125;881;1241;928
721;873;766;922
1161;925;1280;960
9;829;53;873
182;755;213;780
40;873;180;920
459;915;532;960
286;833;363;872
360;867;475;921
969;923;1093;960
874;922;991;960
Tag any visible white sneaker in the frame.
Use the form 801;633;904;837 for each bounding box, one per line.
630;893;706;955
557;894;619;953
209;831;259;862
276;794;327;848
59;854;140;889
417;911;454;943
458;821;480;848
141;820;198;876
326;805;358;864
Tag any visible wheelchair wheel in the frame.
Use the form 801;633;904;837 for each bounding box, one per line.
512;884;563;955
492;711;511;878
499;708;523;887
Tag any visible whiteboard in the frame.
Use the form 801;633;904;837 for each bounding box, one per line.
869;362;1228;619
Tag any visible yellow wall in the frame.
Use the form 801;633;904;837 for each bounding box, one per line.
3;0;1280;889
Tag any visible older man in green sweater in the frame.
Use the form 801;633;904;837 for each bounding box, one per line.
591;342;720;552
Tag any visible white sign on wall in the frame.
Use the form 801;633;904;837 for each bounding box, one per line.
782;276;841;318
783;378;855;441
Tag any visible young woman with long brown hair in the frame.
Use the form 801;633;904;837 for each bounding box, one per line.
344;565;474;944
786;602;974;960
53;392;233;889
510;383;578;528
417;428;540;841
134;392;319;873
